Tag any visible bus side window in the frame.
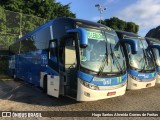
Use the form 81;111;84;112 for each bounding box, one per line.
65;39;75;47
49;40;58;62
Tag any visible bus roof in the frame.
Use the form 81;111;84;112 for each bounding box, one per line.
12;17;113;45
116;30;140;38
145;37;160;45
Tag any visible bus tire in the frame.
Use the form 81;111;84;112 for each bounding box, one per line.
126;80;129;91
13;71;17;80
43;75;48;93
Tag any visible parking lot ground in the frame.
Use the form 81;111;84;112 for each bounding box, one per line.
0;77;160;119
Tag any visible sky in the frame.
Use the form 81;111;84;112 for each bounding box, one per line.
56;0;160;37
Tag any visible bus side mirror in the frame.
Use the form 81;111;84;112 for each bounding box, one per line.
66;28;88;48
149;44;160;56
121;38;138;54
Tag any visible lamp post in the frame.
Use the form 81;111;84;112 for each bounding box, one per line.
95;4;106;24
19;8;22;38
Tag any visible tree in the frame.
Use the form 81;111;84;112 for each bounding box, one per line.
98;17;139;33
0;0;76;20
146;26;160;40
0;0;76;50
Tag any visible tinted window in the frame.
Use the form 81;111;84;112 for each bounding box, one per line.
10;42;20;54
20;37;37;53
34;27;51;50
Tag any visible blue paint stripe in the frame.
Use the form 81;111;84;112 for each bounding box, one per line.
128;69;156;80
78;71;127;86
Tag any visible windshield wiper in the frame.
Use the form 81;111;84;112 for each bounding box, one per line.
97;42;109;76
98;35;124;76
141;42;148;72
138;57;145;70
110;43;124;74
97;54;107;76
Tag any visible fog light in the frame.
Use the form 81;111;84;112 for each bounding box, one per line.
146;83;151;87
84;91;90;97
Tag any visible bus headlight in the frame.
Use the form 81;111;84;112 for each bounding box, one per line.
80;79;99;90
129;74;142;82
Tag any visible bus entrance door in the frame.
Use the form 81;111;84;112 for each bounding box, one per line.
64;46;78;99
47;75;60;98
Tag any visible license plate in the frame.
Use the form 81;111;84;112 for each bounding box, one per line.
107;91;116;96
146;83;151;87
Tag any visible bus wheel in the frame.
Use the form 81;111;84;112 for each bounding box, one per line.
126;80;129;91
43;75;47;93
13;72;17;80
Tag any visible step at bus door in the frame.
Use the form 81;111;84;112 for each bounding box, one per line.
47;75;60;98
47;39;60;98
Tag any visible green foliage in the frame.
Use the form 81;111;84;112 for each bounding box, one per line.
0;0;75;20
98;17;139;33
0;34;17;49
0;58;8;75
146;26;160;40
21;14;45;35
0;0;76;49
0;8;45;50
0;7;6;33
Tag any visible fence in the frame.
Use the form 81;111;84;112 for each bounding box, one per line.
0;7;46;75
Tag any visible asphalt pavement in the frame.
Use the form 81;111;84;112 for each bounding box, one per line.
0;78;160;120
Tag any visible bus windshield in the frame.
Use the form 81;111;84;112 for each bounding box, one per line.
126;38;155;70
80;28;126;74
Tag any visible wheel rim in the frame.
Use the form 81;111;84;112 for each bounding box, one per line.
14;74;16;79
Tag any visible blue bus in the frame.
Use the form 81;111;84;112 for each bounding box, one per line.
116;30;158;90
146;37;160;83
8;18;137;101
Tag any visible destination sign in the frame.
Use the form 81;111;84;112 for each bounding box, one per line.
87;31;116;45
87;31;105;41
